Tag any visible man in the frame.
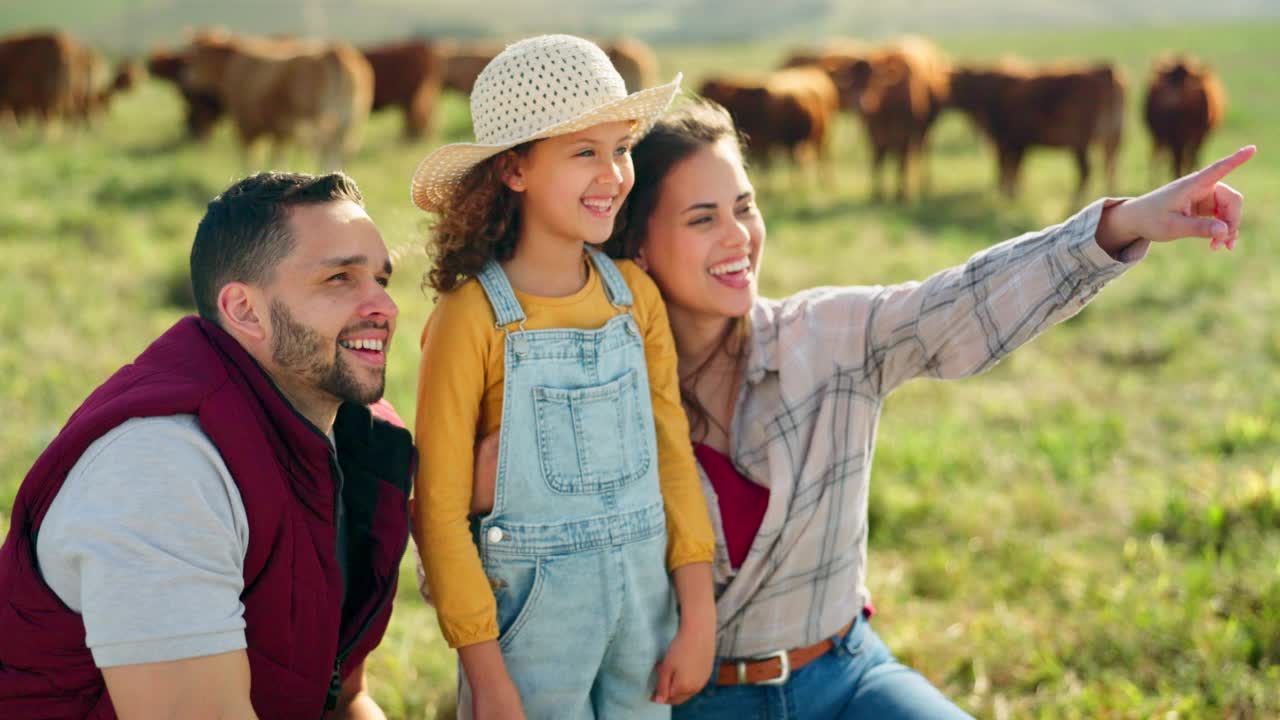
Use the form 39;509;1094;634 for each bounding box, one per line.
0;172;414;719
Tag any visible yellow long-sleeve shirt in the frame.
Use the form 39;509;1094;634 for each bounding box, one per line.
413;258;715;648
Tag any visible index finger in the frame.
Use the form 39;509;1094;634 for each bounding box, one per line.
1189;145;1257;190
652;662;673;703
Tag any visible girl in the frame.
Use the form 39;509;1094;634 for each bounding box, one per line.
410;36;716;720
602;100;1251;718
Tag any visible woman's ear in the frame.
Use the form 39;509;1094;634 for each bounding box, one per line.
497;151;527;193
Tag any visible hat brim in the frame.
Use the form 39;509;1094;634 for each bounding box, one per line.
411;73;682;212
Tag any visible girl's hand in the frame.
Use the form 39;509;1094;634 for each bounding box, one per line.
1096;145;1255;254
652;619;716;706
654;563;717;704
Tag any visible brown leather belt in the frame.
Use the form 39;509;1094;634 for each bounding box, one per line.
714;619;855;686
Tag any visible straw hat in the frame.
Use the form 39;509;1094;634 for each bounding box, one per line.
410;34;681;212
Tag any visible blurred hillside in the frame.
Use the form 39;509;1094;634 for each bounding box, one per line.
2;0;1278;52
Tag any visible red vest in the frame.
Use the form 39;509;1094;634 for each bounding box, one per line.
0;316;414;719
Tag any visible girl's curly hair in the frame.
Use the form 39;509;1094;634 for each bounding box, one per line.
425;143;532;293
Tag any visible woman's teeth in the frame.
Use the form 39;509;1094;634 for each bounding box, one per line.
709;257;751;276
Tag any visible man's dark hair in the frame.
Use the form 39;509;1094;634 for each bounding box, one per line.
190;171;364;322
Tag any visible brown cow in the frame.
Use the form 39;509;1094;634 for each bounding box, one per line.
440;38;657;96
100;60;144;113
0;31;77;127
179;32;374;169
70;47;142;122
781;37;948;201
439;42;503;95
603;37;659;91
147;47;224;140
1144;55;1225;180
0;31;135;130
149;30;308;142
780;48;828;72
948;61;1125;201
699;66;838;184
362;39;444;140
846;39;948;202
778;40;870;112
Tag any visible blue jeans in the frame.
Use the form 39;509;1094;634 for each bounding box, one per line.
674;618;974;719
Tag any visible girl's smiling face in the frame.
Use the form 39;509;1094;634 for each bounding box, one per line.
504;120;637;247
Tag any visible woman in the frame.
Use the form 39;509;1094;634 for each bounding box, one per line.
471;99;1253;716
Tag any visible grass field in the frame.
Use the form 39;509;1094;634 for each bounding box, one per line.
3;20;1279;719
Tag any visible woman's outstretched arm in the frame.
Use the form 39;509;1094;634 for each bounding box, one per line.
768;147;1256;397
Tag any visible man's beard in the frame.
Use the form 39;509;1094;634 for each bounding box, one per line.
269;299;385;406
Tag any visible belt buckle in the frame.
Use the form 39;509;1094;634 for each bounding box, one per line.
738;649;790;686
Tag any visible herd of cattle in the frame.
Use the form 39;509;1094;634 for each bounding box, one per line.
1;29;1225;201
707;36;1224;201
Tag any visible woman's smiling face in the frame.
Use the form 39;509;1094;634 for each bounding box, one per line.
638;137;766;322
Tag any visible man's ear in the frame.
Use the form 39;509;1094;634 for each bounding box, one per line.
497;151;528;193
634;245;650;272
217;282;267;342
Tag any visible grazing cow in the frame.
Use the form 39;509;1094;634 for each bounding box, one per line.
179;32;375;169
439;42;502;95
1144;55;1225;180
847;39;949;202
778;40;870;112
780;37;948;201
699;66;838;183
63;41;104;121
362;39;444;140
948;61;1125;201
854;39;949;201
70;48;142;122
780;48;826;71
0;31;77;127
0;31;135;130
147;47;224;140
100;60;144;113
603;37;659;91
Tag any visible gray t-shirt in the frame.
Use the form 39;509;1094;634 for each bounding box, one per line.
36;415;251;668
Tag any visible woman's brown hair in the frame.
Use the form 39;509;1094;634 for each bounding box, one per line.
605;99;754;443
425;144;531;293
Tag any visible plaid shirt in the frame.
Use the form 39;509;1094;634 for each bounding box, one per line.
705;199;1148;658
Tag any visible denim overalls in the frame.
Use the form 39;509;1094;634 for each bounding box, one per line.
457;249;677;720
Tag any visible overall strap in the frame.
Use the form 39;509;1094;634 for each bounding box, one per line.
586;247;634;309
475;260;527;329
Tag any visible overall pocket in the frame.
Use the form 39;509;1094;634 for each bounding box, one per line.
532;369;652;494
489;556;546;652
